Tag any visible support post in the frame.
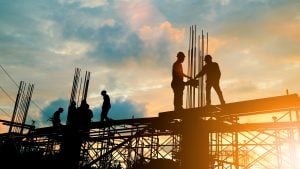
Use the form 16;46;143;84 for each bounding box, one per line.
181;115;209;169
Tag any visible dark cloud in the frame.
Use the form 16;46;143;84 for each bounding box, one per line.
40;98;69;126
0;0;173;68
48;3;146;64
39;97;145;126
88;25;144;63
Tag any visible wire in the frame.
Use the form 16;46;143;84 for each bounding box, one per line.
0;85;14;119
0;86;15;102
0;64;44;124
0;107;11;118
0;64;19;87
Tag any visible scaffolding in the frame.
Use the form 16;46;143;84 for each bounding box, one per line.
0;94;298;169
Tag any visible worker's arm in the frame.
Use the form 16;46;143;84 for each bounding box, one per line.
183;74;192;79
195;66;206;79
174;63;192;79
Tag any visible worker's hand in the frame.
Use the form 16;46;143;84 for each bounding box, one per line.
186;79;199;88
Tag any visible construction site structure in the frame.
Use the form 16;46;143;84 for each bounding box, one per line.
1;28;300;169
1;93;300;169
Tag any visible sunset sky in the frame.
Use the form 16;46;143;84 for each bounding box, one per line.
1;0;300;132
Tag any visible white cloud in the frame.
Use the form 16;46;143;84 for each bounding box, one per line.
220;0;230;6
58;0;108;8
37;19;62;38
61;9;116;30
80;0;108;8
50;40;94;56
242;49;250;54
139;21;185;45
115;1;165;30
82;18;116;29
257;79;282;90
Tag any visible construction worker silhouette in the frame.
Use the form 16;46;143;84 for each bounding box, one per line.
52;107;64;128
67;101;76;126
171;51;191;111
77;100;93;138
195;54;225;106
100;90;111;122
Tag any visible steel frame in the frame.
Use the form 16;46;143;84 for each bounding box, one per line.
2;96;300;169
210;110;300;169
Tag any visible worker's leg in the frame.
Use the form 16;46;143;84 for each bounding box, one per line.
172;86;184;111
104;108;110;121
174;90;184;111
206;83;212;106
213;83;225;105
101;110;106;122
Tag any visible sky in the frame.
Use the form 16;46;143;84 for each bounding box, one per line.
1;0;300;133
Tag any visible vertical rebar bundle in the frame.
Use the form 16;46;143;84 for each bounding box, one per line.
68;67;91;107
186;25;208;108
9;81;34;134
70;67;81;106
82;71;90;102
67;67;91;125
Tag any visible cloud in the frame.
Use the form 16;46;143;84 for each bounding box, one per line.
133;21;187;67
84;18;116;29
61;12;116;30
91;98;146;121
79;0;108;8
115;1;165;30
58;0;108;8
87;24;145;63
110;99;145;119
37;97;145;126
39;98;69;127
139;21;185;45
50;40;94;56
220;0;230;6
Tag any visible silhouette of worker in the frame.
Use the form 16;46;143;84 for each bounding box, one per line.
77;100;93;138
195;54;225;106
67;101;77;126
85;104;93;125
52;107;64;128
76;100;91;125
100;90;111;122
63;101;84;169
171;51;191;111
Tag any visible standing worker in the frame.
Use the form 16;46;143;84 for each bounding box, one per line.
100;90;111;122
77;100;93;138
52;107;64;128
195;54;225;106
171;51;191;111
66;101;77;126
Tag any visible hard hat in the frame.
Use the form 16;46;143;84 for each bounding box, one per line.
176;51;185;58
204;55;212;62
101;90;107;95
